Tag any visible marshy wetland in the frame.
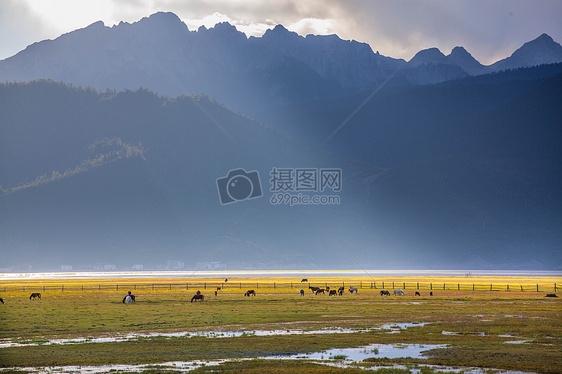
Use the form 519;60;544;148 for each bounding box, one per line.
0;275;560;373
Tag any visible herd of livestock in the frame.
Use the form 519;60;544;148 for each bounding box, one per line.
2;288;559;304
0;285;434;305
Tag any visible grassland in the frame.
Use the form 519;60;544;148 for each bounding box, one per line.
0;275;561;373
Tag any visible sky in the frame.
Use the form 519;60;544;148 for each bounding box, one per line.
1;0;562;65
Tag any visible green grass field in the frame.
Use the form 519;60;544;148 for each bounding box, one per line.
0;276;561;373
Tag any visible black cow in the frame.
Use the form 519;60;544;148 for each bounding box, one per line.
380;290;390;296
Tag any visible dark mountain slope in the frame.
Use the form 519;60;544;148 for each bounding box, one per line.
0;81;379;270
258;67;562;269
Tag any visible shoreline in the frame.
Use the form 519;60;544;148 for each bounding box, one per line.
1;269;561;280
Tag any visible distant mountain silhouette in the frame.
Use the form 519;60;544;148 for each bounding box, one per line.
1;12;561;115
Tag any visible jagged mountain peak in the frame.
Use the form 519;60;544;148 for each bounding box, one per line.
492;33;562;71
263;24;301;40
447;46;486;75
408;47;446;66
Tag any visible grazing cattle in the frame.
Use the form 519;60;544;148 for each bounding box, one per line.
30;293;41;300
545;293;558;298
245;290;256;297
430;292;433;296
216;287;221;291
349;286;358;294
299;289;305;296
0;297;4;304
338;287;345;296
393;289;405;296
415;291;421;296
380;290;390;296
309;286;320;293
315;288;325;296
301;279;308;282
329;289;337;296
191;294;204;302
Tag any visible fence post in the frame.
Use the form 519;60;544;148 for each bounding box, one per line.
291;282;293;289
507;284;509;291
403;282;405;289
458;283;459;291
536;284;539;292
521;285;523;292
44;285;46;292
62;285;64;292
417;282;419;290
443;283;445;290
169;284;171;290
473;284;474;291
204;282;206;290
430;283;432;290
187;283;189;290
392;282;394;288
82;285;84;291
117;284;119;291
361;281;363;289
274;282;276;289
152;284;154;291
383;281;385;289
99;284;101;291
240;282;241;289
490;284;492;291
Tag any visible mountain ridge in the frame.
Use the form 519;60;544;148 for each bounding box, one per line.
1;12;561;115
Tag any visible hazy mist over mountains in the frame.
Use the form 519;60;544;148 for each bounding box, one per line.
1;12;561;271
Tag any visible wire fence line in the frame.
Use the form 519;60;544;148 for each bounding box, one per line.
0;281;559;293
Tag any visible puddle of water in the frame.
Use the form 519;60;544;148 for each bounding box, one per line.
0;322;430;348
504;340;530;344
278;343;447;360
441;331;485;336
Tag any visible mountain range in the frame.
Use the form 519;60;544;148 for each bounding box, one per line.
1;12;561;271
1;12;562;115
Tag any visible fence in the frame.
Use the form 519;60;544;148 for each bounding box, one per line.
0;281;559;293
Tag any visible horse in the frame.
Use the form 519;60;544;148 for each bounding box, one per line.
245;290;256;297
338;287;345;296
301;279;308;282
415;291;421;296
315;288;325;296
299;289;305;296
30;293;41;300
191;294;204;302
393;289;405;296
349;286;358;294
309;286;320;293
380;290;390;296
122;291;135;304
545;293;558;297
